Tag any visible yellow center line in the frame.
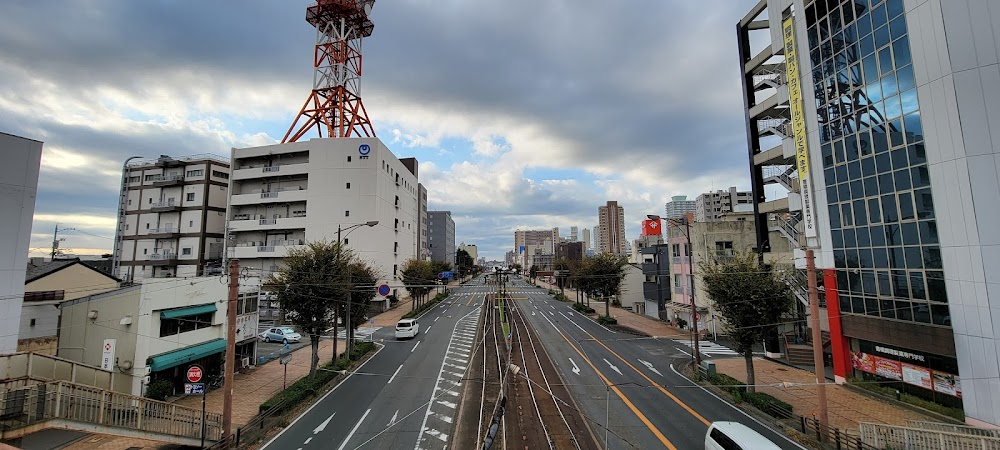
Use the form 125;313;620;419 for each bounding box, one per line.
581;328;711;426
546;316;677;449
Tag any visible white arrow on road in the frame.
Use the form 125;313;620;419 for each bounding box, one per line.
638;359;662;377
569;358;581;375
603;358;622;376
314;412;336;434
387;409;399;427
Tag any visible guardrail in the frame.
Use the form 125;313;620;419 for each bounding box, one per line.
860;422;1000;450
0;380;222;443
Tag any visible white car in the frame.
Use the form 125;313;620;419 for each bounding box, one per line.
395;319;419;340
705;421;781;450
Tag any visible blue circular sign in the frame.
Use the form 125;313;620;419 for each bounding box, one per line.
378;284;390;296
358;144;371;155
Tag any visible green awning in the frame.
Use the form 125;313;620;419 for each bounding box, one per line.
147;338;226;372
160;303;217;319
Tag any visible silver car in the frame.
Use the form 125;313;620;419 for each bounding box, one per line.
259;326;302;344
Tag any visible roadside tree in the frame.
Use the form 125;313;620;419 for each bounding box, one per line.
576;253;629;319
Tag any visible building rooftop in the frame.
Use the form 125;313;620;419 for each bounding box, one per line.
26;258;120;284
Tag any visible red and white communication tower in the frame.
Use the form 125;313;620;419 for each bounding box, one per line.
282;0;377;142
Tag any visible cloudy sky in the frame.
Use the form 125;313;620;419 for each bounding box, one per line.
1;0;765;261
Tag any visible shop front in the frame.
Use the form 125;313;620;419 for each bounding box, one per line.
849;339;961;408
147;338;226;395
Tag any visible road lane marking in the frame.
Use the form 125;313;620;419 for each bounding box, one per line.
541;314;677;450
425;326;432;333
638;359;663;377
387;365;403;384
336;408;371;450
313;413;335;434
434;316;440;322
388;409;399;427
569;358;581;375
583;328;711;426
411;341;421;352
304;437;312;444
603;358;623;376
558;312;587;332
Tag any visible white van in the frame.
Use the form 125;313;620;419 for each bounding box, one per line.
395;319;419;339
705;421;782;450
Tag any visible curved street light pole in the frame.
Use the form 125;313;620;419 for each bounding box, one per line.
649;214;701;368
112;156;143;281
338;221;378;359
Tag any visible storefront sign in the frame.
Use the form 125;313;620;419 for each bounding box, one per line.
851;350;961;398
782;16;817;239
236;313;259;343
875;345;925;362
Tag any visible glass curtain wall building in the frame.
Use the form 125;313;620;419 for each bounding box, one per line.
741;0;1000;427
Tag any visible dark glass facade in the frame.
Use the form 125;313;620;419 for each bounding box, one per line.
807;0;948;326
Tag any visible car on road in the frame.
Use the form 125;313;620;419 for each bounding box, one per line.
705;421;781;450
395;319;419;340
259;326;302;344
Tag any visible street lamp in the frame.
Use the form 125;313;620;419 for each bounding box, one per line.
337;220;378;360
648;214;701;368
112;156;143;281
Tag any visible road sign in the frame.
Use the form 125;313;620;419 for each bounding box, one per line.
186;365;204;383
280;354;292;365
378;284;390;296
101;339;116;372
185;383;205;395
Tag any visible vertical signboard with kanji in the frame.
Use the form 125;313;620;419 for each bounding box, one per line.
101;339;116;372
783;16;818;239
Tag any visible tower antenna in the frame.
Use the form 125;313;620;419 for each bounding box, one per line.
283;0;377;142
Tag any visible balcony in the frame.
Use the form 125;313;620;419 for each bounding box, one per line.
230;240;306;259
232;162;308;181
147;252;178;266
150;174;185;187
641;262;659;274
150;200;181;212
146;227;181;239
230;187;308;206
227;216;306;232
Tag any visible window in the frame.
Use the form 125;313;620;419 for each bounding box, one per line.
29;318;36;327
346;182;351;189
159;311;214;337
143;248;148;254
189;220;194;227
186;192;195;201
128;199;132;206
24;290;65;302
671;244;681;257
148;198;152;204
144;174;157;181
128;176;140;183
211;170;229;179
343;238;349;245
125;224;129;230
182;248;192;256
345;210;350;217
146;223;150;229
186;169;204;177
709;428;741;450
347;156;352;162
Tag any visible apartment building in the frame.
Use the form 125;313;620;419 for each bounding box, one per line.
228;138;418;305
664;195;696;221
582;228;591;251
514;229;558;269
114;154;230;282
740;0;996;424
417;184;429;260
0;132;42;355
428;211;455;265
695;187;754;222
459;242;478;262
598;201;626;255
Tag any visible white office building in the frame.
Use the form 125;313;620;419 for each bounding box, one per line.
0;133;42;355
664;195;696;221
227;138;418;304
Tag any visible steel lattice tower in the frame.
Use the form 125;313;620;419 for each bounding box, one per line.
282;0;376;142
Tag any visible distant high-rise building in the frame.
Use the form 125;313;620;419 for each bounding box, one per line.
598;201;626;255
417;183;429;260
513;229;557;269
458;242;478;262
569;226;578;242
428;211;455;265
664;195;696;220
591;225;600;253
695;187;753;222
582;228;591;251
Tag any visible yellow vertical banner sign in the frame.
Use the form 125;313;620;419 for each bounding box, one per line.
782;16;817;239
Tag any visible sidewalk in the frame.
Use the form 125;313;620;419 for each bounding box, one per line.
62;298;424;450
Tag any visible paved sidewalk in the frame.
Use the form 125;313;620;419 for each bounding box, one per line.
62;297;425;450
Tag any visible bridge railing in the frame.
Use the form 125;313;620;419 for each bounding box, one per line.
0;380;222;442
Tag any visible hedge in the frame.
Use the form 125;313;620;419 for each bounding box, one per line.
258;342;377;414
572;302;595;314
597;315;618;326
552;292;570;302
707;373;792;418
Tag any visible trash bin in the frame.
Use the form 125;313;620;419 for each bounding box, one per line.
700;360;717;377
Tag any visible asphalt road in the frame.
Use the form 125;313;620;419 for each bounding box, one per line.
508;277;808;450
260;278;486;450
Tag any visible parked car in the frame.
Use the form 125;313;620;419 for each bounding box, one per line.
395;319;419;340
259;326;302;344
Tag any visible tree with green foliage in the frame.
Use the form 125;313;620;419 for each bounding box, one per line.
701;252;794;393
401;259;437;311
338;260;379;358
511;263;522;275
553;258;571;295
576;253;629;318
529;264;539;283
263;241;349;377
455;248;474;279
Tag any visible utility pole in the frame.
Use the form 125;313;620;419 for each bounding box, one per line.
806;249;828;437
222;259;239;442
685;218;701;368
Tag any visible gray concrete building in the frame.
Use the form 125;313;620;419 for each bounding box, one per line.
694;187;754;222
428;211;455;266
664;195;696;221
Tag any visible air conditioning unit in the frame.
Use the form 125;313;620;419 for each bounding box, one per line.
88;310;99;320
241;357;251;368
119;315;133;326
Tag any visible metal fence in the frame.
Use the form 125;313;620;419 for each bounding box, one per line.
905;421;1000;439
860;423;1000;450
0;380;222;442
207;399;288;450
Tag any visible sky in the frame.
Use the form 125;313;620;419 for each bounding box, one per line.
1;0;766;261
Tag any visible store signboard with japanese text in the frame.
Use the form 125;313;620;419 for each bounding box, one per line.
851;350;960;398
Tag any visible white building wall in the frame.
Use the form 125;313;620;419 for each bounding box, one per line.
0;133;42;354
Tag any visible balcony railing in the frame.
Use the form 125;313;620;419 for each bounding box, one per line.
260;192;278;199
148;174;184;183
259;218;277;225
257;246;275;252
150;200;179;209
148;227;179;235
262;166;280;173
149;252;177;261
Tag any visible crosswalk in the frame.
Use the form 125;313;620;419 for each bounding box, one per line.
327;326;381;340
672;339;740;357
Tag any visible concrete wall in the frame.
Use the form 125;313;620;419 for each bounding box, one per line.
0;133;42;355
57;286;141;392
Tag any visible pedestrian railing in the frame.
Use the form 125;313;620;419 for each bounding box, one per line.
206;399;288;450
905;420;1000;438
0;380;222;443
859;422;1000;450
